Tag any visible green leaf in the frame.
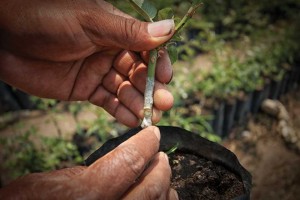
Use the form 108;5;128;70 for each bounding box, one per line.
167;44;178;64
170;33;182;42
128;0;157;22
174;17;182;27
166;143;179;155
157;8;174;21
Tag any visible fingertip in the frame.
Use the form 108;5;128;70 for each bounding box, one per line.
154;87;174;111
114;105;140;127
162;152;169;163
142;126;160;141
156;49;173;84
168;188;179;200
148;20;174;38
153;126;161;141
130;20;175;51
140;51;149;63
151;109;162;124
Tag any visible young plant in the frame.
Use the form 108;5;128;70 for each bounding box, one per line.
126;0;202;128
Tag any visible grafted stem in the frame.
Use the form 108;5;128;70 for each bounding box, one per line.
140;0;202;128
141;49;158;128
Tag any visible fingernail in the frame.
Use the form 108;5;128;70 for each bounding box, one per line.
148;19;174;37
153;126;161;141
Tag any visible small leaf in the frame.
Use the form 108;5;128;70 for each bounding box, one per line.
128;0;157;22
174;17;182;28
167;44;178;64
170;33;182;42
157;8;174;21
166;143;179;155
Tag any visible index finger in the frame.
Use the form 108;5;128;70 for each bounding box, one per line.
80;126;160;199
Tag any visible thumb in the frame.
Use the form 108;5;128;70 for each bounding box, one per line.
82;7;175;51
113;18;175;51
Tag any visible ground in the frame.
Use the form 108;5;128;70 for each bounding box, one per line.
223;90;300;200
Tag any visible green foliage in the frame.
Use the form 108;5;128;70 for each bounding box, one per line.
197;18;300;100
128;0;157;22
0;125;83;179
158;106;219;142
75;106;126;145
30;96;57;111
156;8;181;64
157;7;174;20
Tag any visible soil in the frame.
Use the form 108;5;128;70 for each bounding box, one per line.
223;90;300;200
169;152;245;200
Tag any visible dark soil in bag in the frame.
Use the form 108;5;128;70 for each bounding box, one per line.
169;152;245;200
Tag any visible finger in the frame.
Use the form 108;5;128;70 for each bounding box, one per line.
114;50;172;85
117;81;162;123
113;50;141;77
114;51;174;111
140;51;149;64
126;70;174;111
153;83;174;111
46;166;86;178
128;67;174;111
168;188;179;200
102;68;127;94
69;51;117;101
80;3;175;51
122;152;172;200
80;126;161;200
89;85;140;127
156;48;173;84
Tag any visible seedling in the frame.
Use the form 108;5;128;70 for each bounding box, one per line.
126;0;202;128
166;143;179;155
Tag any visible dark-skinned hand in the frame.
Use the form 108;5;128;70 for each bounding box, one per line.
0;0;174;127
0;127;179;200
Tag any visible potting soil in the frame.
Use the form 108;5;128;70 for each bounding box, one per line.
169;152;244;200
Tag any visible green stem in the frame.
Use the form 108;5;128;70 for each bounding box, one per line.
141;1;202;128
147;49;158;78
175;1;203;34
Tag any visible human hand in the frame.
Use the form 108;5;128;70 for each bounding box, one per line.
0;0;174;127
0;126;178;200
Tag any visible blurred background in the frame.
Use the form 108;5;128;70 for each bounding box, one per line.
1;0;300;199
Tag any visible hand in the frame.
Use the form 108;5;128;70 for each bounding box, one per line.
0;126;178;200
0;0;174;127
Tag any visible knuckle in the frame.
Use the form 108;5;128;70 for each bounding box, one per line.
115;143;146;177
143;182;164;200
121;18;143;49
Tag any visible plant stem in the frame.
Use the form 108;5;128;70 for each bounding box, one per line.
175;1;202;33
141;49;158;128
141;0;202;128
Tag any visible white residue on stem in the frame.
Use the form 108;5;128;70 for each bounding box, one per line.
141;77;155;128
